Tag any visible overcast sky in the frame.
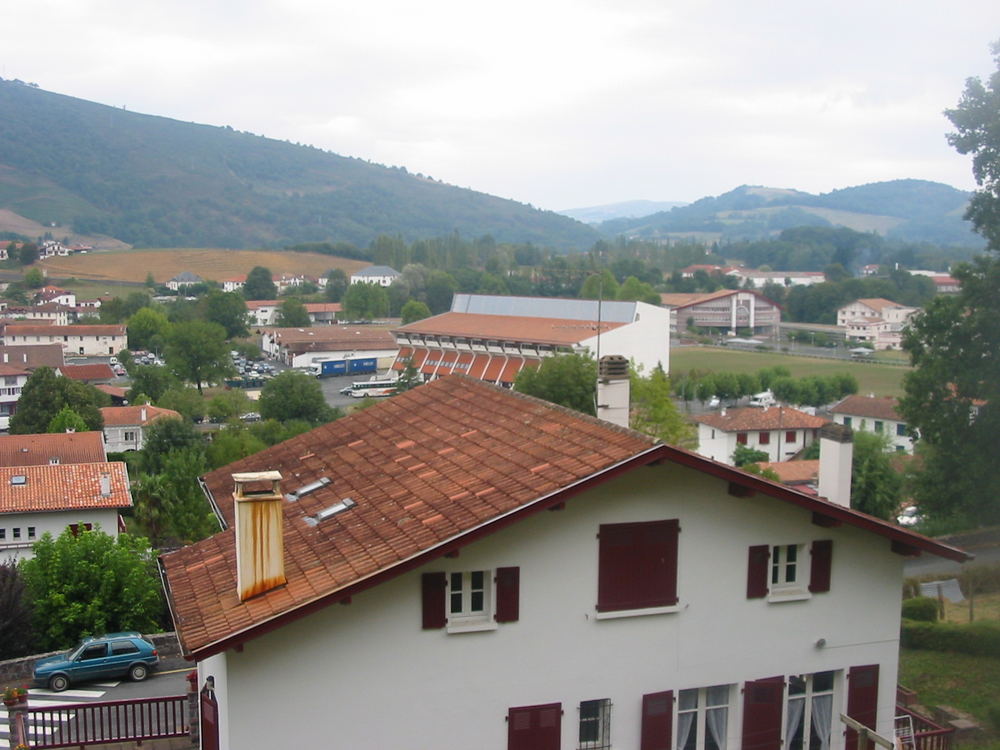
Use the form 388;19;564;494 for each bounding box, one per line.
4;1;999;211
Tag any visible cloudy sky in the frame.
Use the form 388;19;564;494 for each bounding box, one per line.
5;1;999;211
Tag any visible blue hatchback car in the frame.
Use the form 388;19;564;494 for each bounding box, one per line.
33;632;159;692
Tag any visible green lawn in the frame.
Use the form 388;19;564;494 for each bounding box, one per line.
670;347;910;397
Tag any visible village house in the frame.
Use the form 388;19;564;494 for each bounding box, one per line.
0;364;29;431
99;404;181;452
245;300;280;327
0;344;64;371
0;303;71;326
726;269;827;288
392;293;670;385
166;271;204;291
692;406;829;465
0;323;126;356
38;240;70;258
350;264;401;286
259;326;397;369
0;431;107;467
59;363;117;385
0;461;131;562
660;290;782;337
836;299;917;351
35;285;77;307
160;377;968;750
219;274;247;293
829;395;913;453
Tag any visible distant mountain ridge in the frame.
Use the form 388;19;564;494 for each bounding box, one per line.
558;199;688;224
0;79;599;250
599;181;982;247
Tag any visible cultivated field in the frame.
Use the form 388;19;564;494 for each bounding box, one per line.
39;248;369;285
670;346;910;397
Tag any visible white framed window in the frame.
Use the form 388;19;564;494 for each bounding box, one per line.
771;544;801;591
677;685;731;750
786;671;836;750
579;698;612;749
446;570;493;631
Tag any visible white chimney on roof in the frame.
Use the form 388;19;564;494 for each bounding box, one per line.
233;471;286;601
595;355;630;429
99;472;112;497
140;406;147;423
817;423;853;507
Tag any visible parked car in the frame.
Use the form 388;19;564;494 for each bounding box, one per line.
33;632;159;691
240;412;262;423
707;396;721;409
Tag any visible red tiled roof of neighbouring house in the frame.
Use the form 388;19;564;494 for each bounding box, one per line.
692;406;829;432
395;312;625;346
0;431;107;467
0;364;28;377
265;326;395;349
756;460;819;485
303;303;341;313
830;395;902;422
0;462;131;513
99;405;181;427
60;364;116;381
95;384;128;400
160;376;969;660
245;300;280;310
659;289;780;309
853;298;904;312
0;345;64;369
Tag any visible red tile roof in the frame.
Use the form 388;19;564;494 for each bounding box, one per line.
303;303;342;313
757;460;819;485
852;298;904;312
99;405;181;427
161;376;968;660
60;363;116;381
0;462;131;513
0;345;64;369
266;326;395;348
396;312;624;346
693;406;829;432
96;384;128;400
0;431;107;467
0;364;28;377
830;395;902;422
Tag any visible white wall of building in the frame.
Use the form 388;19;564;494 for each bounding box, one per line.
211;463;903;750
579;301;670;374
0;508;121;562
831;414;913;453
287;348;399;369
696;423;819;465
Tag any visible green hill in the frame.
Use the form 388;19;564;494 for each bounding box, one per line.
0;79;599;250
600;181;982;247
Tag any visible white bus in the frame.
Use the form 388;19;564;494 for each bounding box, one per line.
343;378;398;398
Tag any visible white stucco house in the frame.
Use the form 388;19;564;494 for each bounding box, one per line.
693;407;829;465
166;272;204;291
660;290;781;337
0;364;29;431
836;299;917;351
0;462;132;562
829;395;913;453
350;265;401;287
99;405;182;452
0;324;126;356
161;377;967;750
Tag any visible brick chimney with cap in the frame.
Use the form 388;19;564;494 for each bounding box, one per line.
232;471;286;601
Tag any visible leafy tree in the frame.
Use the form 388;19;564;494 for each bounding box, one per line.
0;561;35;659
324;269;349;302
579;270;619;300
144;271;156;289
742;462;781;481
425;270;458;313
342;281;389;319
400;299;432;324
9;368;107;434
133;450;217;545
616;275;659;304
164;320;233;395
47;406;88;433
248;418;313;446
276;297;310;327
258;370;340;425
515;354;597;416
128;365;178;404
733;444;770;467
206;389;251;423
630;367;696;448
21;527;164;651
157;386;206;423
895;46;1000;526
206;426;267;469
127;307;171;351
24;267;44;288
244;266;277;300
140;416;203;475
18;242;38;265
199;290;248;338
849;431;902;520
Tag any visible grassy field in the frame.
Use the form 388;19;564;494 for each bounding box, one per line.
670;346;910;397
39;248;368;285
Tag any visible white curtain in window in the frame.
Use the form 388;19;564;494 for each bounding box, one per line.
786;697;805;748
707;707;728;750
812;695;833;750
677;712;696;750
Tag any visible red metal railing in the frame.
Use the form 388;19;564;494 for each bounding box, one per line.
25;695;187;748
896;705;955;750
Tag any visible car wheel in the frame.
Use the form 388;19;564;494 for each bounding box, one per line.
49;674;69;692
129;663;148;682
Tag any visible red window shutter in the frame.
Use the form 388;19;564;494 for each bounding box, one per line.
640;690;673;750
597;519;679;612
507;703;561;750
421;572;447;629
741;676;784;750
809;539;833;593
737;432;748;445
495;566;520;623
786;431;796;443
747;545;770;598
846;665;880;750
759;431;770;445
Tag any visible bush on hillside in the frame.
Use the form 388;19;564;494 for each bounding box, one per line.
901;597;939;622
901;619;1000;657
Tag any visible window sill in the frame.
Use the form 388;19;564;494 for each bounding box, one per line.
767;589;811;603
594;604;681;620
446;619;498;634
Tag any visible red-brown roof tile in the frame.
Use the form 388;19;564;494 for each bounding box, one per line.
830;395;902;422
0;462;131;513
0;431;107;467
99;405;181;426
396;312;624;346
60;363;116;381
693;406;829;432
757;459;819;484
0;324;125;337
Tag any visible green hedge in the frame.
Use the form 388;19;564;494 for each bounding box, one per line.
901;619;1000;656
901;597;939;622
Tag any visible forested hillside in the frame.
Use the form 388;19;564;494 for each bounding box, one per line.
0;80;598;250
